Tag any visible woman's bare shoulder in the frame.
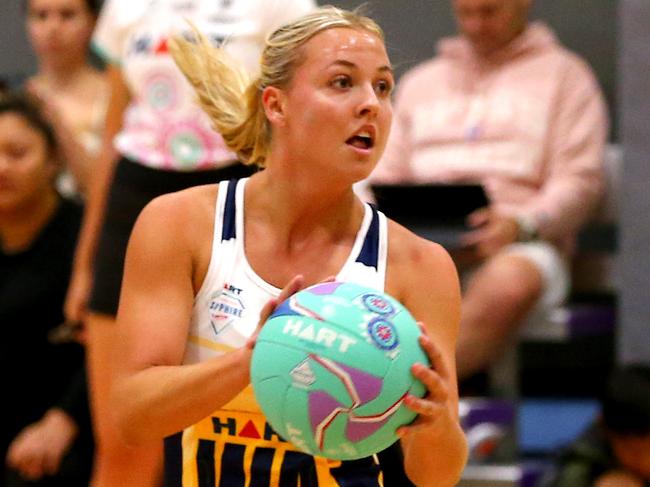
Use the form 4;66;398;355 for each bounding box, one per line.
134;184;219;249
142;183;217;219
386;219;455;277
385;219;460;311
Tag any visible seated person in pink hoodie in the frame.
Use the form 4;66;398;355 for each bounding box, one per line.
371;0;608;387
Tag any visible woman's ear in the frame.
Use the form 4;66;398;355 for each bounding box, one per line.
262;86;287;127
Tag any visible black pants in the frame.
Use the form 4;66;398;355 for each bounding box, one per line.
89;156;256;316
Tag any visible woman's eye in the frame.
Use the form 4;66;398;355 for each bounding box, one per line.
375;80;393;96
60;8;77;20
8;147;28;160
331;76;352;89
30;9;48;21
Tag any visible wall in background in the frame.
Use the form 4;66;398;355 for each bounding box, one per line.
619;0;650;365
2;1;618;134
0;1;37;88
330;0;618;138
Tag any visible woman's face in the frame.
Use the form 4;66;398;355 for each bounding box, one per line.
26;0;96;68
273;27;394;183
0;113;56;213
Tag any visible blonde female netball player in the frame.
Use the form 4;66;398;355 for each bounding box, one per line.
112;7;468;486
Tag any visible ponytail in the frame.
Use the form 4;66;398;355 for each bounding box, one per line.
169;28;269;166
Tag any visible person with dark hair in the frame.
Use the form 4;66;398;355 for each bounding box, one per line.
0;92;91;487
24;0;107;199
548;366;650;487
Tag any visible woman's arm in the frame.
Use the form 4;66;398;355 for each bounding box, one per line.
64;65;130;323
387;226;468;486
111;191;303;443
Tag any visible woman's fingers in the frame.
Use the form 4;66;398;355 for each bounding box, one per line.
279;274;305;300
397;323;452;437
417;328;450;382
246;275;305;349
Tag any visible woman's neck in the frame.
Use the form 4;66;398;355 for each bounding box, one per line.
36;61;94;91
247;169;362;239
0;190;60;254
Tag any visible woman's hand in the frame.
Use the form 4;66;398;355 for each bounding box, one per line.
6;409;78;481
397;323;454;438
245;274;306;350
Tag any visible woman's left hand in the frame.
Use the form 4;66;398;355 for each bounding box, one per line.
397;323;453;438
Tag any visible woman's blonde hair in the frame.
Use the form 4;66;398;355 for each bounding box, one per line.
169;6;384;167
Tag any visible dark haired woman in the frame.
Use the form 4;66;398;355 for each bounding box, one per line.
0;92;91;487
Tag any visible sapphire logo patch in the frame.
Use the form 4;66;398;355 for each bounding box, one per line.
208;283;245;336
367;318;398;350
362;294;395;316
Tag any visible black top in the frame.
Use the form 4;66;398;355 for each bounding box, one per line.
0;198;90;477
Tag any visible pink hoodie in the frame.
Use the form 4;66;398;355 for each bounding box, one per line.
372;22;608;252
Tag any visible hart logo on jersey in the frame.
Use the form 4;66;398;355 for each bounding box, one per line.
180;409;384;487
282;318;357;353
211;414;287;443
367;318;398;350
207;283;245;336
362;294;395;316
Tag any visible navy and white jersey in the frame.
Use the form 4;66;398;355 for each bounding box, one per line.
164;178;389;486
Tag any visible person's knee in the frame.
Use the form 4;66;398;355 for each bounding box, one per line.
472;253;543;306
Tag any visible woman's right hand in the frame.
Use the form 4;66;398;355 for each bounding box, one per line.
245;274;305;350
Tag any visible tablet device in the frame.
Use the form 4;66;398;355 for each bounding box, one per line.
371;183;489;248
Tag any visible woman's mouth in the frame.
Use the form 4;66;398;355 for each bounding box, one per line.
346;131;374;150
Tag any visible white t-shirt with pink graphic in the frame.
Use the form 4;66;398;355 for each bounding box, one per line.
93;0;315;171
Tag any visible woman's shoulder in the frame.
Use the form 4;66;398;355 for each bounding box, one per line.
144;183;218;221
385;219;459;300
384;219;462;343
386;219;453;269
135;184;219;246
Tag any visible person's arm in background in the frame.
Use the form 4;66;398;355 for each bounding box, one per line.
507;58;609;242
64;64;130;322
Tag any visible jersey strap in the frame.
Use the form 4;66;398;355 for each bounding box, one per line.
355;204;381;270
221;179;240;242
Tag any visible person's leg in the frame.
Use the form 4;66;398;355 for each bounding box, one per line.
456;253;543;381
86;312;163;487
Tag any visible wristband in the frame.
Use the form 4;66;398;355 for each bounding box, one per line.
516;214;539;242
